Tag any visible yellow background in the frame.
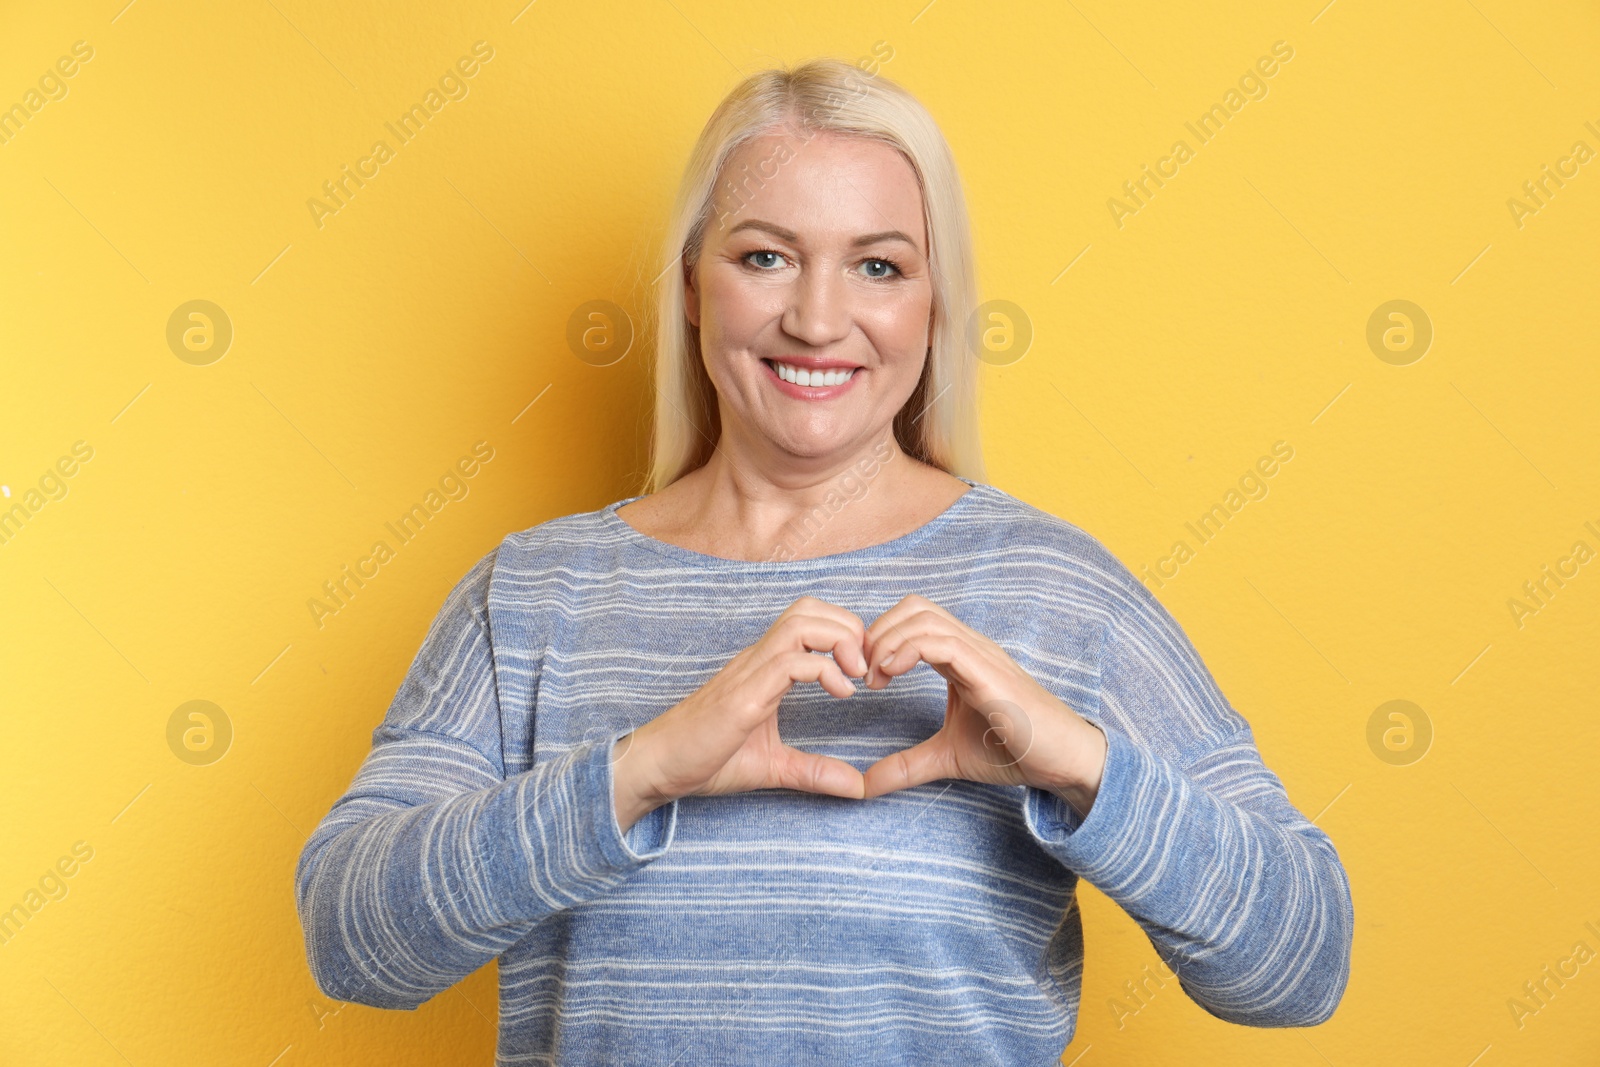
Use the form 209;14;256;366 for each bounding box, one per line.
2;0;1597;1063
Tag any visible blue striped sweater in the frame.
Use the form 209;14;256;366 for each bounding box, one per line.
294;479;1353;1065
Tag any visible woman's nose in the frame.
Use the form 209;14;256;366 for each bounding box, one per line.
781;264;853;348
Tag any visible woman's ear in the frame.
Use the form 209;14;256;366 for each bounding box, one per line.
683;257;700;329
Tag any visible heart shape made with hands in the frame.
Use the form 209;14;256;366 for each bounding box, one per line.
850;594;1107;815
610;593;1109;825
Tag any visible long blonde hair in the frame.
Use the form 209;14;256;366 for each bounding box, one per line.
642;56;985;493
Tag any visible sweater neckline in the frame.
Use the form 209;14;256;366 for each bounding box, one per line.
598;477;987;570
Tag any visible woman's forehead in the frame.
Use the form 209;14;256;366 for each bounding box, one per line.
711;131;926;251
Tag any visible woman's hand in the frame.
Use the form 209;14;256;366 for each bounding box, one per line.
611;596;870;832
860;595;1108;817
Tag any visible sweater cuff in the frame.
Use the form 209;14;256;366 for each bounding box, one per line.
598;728;678;863
500;728;679;913
1022;721;1165;884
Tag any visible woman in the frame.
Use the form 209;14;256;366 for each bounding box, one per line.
295;57;1353;1065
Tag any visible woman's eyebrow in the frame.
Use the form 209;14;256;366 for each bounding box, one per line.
850;229;920;250
727;219;921;251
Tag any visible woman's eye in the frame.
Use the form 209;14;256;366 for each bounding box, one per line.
745;251;785;269
860;258;900;279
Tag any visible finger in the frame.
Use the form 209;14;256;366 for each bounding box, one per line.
791;599;870;674
721;641;856;733
864;596;962;672
861;734;955;798
865;594;957;644
767;648;856;702
866;611;964;688
777;596;868;638
771;745;866;800
865;622;927;689
768;611;869;678
871;629;991;698
864;609;937;687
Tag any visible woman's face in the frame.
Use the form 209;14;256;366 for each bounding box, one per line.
685;126;934;468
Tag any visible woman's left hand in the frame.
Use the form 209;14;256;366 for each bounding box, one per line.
861;595;1108;817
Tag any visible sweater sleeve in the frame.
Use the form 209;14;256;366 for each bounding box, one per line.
293;547;680;1009
1021;570;1354;1027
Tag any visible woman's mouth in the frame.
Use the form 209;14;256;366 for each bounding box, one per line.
760;358;862;399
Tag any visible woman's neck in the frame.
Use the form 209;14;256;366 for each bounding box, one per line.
617;433;970;562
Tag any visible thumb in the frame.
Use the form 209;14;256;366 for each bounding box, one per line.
861;733;954;798
772;745;867;800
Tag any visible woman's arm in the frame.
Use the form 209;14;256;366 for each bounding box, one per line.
293;548;678;1009
1023;571;1354;1027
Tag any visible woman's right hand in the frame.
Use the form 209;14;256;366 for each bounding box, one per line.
610;596;870;832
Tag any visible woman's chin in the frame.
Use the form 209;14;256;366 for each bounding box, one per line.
766;424;876;461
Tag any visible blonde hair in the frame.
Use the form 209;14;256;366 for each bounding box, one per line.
642;56;985;493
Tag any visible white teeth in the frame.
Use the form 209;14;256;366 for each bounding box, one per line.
770;361;855;387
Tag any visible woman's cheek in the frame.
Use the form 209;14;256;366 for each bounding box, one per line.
709;277;777;342
867;299;932;360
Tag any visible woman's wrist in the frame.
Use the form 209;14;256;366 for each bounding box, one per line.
611;725;672;835
1035;715;1108;821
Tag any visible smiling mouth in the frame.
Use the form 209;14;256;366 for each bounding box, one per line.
761;358;860;388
